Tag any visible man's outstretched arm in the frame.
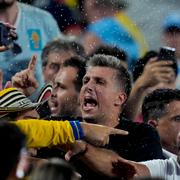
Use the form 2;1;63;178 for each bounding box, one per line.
65;142;150;179
13;119;128;148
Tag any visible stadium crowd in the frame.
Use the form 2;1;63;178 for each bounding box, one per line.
0;0;180;179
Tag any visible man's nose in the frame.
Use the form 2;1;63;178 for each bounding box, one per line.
84;81;95;92
85;86;93;93
51;89;57;98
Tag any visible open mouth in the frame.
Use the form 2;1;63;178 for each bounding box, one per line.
49;100;58;114
83;97;98;111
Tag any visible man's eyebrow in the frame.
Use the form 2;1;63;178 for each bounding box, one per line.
94;76;106;81
57;81;66;88
82;76;89;81
50;62;60;66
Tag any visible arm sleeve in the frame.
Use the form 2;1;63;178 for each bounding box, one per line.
140;159;168;178
12;119;77;148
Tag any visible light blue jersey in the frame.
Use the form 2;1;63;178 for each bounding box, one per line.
0;3;61;85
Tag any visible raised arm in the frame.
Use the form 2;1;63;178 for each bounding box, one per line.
123;58;174;120
0;22;17;52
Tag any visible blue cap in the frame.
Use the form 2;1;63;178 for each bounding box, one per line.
163;12;180;30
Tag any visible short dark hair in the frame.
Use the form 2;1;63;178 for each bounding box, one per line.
132;51;178;82
0;122;26;180
42;39;85;67
142;89;180;123
63;56;86;92
30;158;78;180
90;45;127;63
164;26;180;34
87;54;132;98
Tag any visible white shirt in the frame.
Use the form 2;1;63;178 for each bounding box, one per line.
141;157;180;180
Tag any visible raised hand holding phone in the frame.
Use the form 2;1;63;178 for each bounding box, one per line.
0;22;17;51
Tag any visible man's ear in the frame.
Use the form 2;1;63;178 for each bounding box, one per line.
114;92;127;106
148;119;158;128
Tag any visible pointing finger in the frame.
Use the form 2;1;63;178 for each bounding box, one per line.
110;128;128;135
28;55;37;72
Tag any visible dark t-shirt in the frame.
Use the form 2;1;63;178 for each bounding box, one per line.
72;118;164;180
107;118;163;161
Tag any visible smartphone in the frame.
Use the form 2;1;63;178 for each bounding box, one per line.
0;22;13;46
158;46;176;61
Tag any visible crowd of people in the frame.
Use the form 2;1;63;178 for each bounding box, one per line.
0;0;180;180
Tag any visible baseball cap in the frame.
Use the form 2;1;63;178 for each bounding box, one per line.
163;12;180;31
